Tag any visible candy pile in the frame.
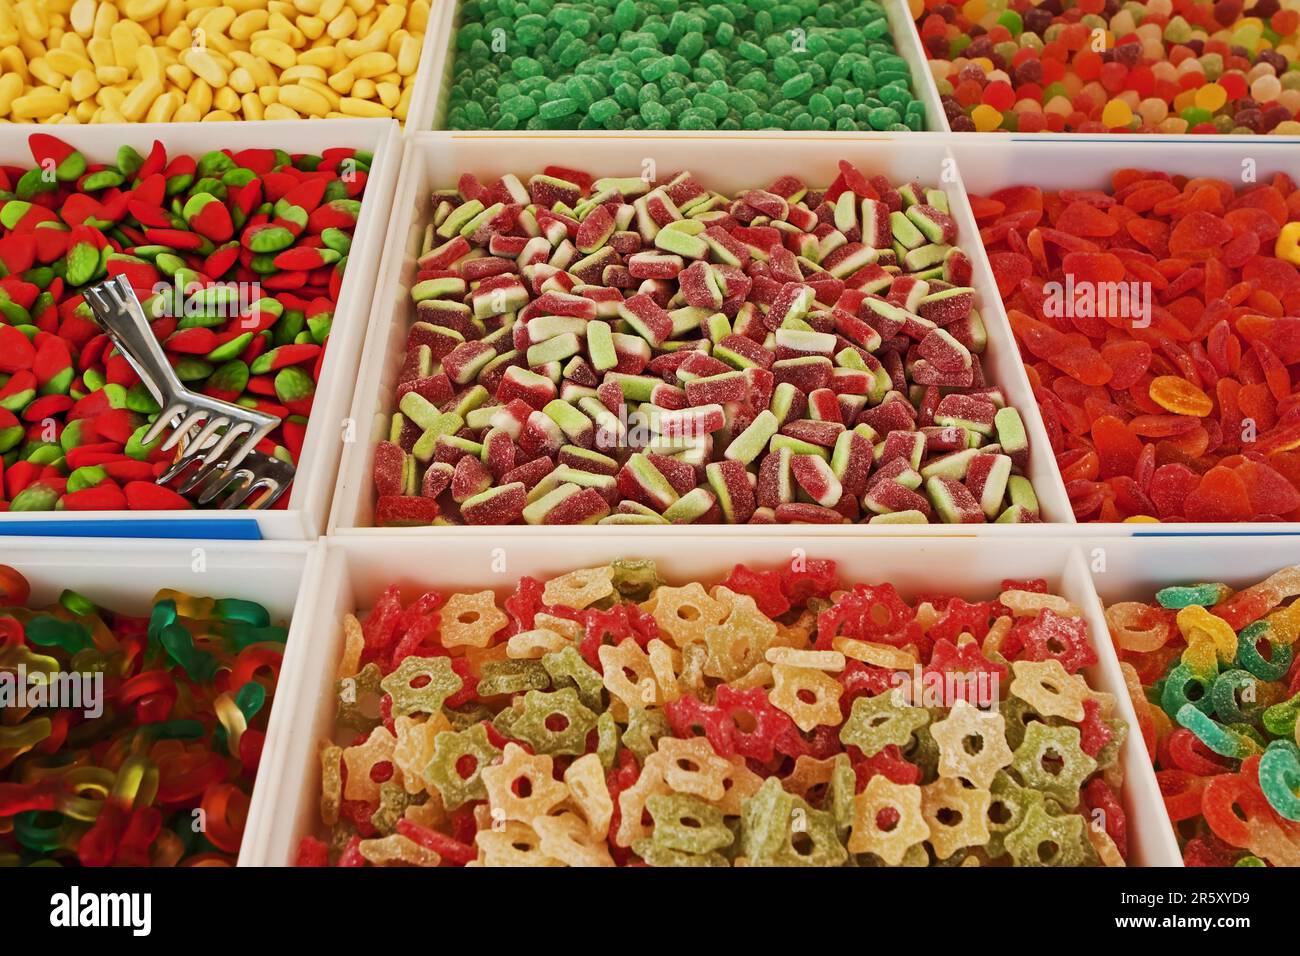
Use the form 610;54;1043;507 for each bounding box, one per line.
0;564;287;865
972;169;1300;522
0;0;424;123
373;160;1042;526
1106;566;1300;866
297;558;1128;867
914;0;1300;134
1;134;371;513
444;0;927;131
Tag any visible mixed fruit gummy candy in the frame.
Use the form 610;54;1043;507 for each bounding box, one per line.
372;160;1042;526
914;0;1300;134
972;169;1300;522
297;558;1129;867
1106;566;1300;866
0;134;371;513
445;0;928;132
0;564;287;866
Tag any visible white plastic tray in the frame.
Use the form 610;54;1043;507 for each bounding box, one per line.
251;533;1181;866
411;0;950;133
0;120;403;540
0;537;319;866
951;137;1300;536
328;133;1073;534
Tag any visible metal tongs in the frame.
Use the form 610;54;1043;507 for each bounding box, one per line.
83;276;294;510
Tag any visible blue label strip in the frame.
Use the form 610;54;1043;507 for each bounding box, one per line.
0;520;263;540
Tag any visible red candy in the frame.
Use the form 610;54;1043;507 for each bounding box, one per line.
975;169;1300;522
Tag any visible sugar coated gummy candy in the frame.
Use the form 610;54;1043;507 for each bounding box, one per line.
915;0;1300;135
0;565;288;866
974;167;1300;522
447;1;927;132
299;560;1127;866
1105;564;1300;865
0;134;370;513
373;160;1044;526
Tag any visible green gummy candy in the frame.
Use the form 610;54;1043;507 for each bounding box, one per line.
1002;801;1091;867
1010;723;1098;808
622;706;672;759
380;655;463;716
646;794;734;854
425;723;501;808
632;838;729;867
1176;703;1259;760
335;662;384;732
370;782;419;836
738;777;847;867
1236;621;1292;681
24;616;92;655
508;687;599;755
1155;582;1232;609
596;709;620;770
986;769;1050;859
1258;740;1300;822
541;646;604;711
475;659;550;697
610;558;664;602
839;691;931;758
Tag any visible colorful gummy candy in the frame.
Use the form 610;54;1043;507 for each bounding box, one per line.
972;169;1300;522
297;558;1129;867
444;0;928;131
1106;566;1300;866
913;0;1300;134
372;160;1043;526
0;134;371;512
0;0;425;123
0;564;287;866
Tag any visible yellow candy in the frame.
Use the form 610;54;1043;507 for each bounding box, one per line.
1277;222;1300;266
1194;82;1227;112
0;0;424;123
971;103;1003;132
1101;98;1133;129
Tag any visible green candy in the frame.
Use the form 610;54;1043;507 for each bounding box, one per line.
622;706;672;759
443;0;924;132
370;782;419;836
1155;582;1231;609
1257;740;1300;822
424;723;501;808
986;770;1050;860
1010;723;1098;808
610;558;664;602
476;659;551;697
380;655;463;716
540;646;603;711
24;616;92;655
507;688;598;755
1176;703;1259;760
632;838;729;867
1160;663;1216;720
1002;802;1091;867
738;778;847;867
596;709;620;770
840;691;931;758
646;794;734;854
335;662;384;732
1236;621;1292;681
1209;669;1262;724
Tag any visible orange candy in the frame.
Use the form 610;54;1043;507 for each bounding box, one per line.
1149;376;1214;417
